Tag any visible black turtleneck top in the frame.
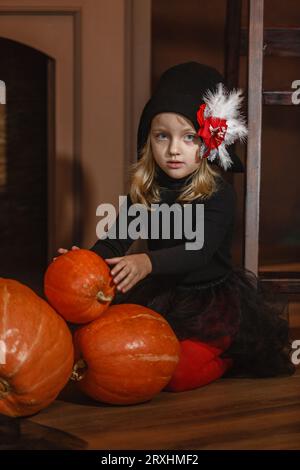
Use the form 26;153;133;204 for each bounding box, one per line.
90;166;236;286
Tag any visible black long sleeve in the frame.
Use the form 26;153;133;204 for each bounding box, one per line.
90;170;236;285
90;194;136;259
146;182;236;277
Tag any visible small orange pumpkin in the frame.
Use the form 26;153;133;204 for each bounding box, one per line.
71;304;180;405
44;249;116;324
0;278;74;417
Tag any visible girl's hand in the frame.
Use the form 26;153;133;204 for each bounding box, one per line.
53;245;80;261
105;254;152;294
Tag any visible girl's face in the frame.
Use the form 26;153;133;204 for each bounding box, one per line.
150;112;202;179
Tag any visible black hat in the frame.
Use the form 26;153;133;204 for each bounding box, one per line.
137;62;247;173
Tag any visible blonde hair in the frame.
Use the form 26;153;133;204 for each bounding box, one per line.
128;134;223;209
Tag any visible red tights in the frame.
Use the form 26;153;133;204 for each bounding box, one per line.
164;336;233;392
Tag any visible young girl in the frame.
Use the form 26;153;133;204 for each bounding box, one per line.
60;62;295;392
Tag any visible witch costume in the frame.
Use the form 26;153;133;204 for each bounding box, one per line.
90;62;294;388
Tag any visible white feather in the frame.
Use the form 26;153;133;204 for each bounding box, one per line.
203;83;243;119
207;148;218;162
199;82;248;170
217;144;233;171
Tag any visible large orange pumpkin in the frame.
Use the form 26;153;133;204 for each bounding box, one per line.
44;249;116;323
0;278;74;417
71;304;180;405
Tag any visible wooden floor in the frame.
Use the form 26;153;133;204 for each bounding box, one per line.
2;367;299;451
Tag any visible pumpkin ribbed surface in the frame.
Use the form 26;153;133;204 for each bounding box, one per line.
44;249;116;323
0;278;74;417
72;304;180;405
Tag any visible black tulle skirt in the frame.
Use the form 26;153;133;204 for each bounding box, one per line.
111;266;295;378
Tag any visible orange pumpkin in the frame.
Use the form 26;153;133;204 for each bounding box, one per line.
0;278;74;417
44;249;116;324
71;304;180;405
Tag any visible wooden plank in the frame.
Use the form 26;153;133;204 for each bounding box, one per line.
245;0;264;275
224;0;242;86
263;91;295;105
260;277;300;294
241;27;300;57
224;0;243;188
10;368;297;450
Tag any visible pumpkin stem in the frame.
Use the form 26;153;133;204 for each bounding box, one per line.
0;378;10;398
70;359;87;382
96;290;113;303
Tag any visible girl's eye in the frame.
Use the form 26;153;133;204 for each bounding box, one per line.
155;133;168;140
154;133;196;141
184;134;196;142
